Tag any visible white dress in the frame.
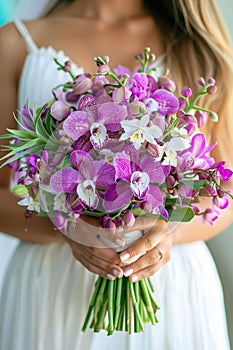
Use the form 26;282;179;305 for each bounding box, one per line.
0;20;231;350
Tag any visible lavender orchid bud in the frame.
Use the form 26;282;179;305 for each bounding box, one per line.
135;53;144;60
146;142;161;158
129;100;146;115
123;211;135;227
179;98;186;110
207;85;217;95
191;204;200;215
98;64;110;75
166;175;176;188
181;87;192;98
100;216;117;233
207;77;216;85
217;188;225;198
102;55;110;64
197;77;205;86
194;110;208;128
63;60;72;72
73;75;93;95
65;91;80;103
51;100;71;121
210;112;219;122
158;76;176;92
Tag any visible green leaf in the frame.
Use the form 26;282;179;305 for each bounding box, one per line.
35;115;52;142
45;111;56;135
0;144;43;168
0;139;43;165
6;128;36;140
167;206;195;222
0;134;18;139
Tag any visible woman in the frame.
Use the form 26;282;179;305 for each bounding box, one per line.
0;0;232;349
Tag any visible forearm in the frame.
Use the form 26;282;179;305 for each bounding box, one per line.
0;186;65;243
172;201;233;244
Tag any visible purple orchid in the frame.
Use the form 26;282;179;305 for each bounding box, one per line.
182;133;216;170
152;89;179;116
50;150;115;210
63;102;127;149
103;150;168;212
130;73;158;100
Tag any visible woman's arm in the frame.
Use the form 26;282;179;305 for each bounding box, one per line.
0;23;64;243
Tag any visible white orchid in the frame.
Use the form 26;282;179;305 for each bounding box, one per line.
18;196;40;213
162;134;190;167
120;114;162;149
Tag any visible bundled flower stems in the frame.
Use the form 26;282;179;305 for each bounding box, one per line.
82;276;159;334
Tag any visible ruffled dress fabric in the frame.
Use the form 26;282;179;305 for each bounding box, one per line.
0;20;230;350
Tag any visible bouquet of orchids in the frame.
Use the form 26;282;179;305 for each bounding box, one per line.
0;48;232;334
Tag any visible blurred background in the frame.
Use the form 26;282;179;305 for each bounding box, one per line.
0;0;232;347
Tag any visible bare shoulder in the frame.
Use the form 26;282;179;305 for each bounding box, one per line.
0;22;26;55
0;22;28;79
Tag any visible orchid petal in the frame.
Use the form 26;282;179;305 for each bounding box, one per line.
190;133;206;158
63;111;89;140
50;167;79;194
103;183;132;212
114;152;131;181
97;102;127;131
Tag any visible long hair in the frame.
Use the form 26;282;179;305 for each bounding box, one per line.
144;0;233;168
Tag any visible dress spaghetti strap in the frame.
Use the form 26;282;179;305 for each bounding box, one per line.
14;19;39;53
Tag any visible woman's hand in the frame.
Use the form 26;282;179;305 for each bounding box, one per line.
65;216;124;280
119;217;172;282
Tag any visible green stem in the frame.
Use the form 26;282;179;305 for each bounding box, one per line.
94;298;108;332
93;277;107;324
130;282;145;332
114;278;123;329
145;278;160;310
107;280;114;335
125;278;130;332
81;276;102;332
139;279;157;325
184;84;212;113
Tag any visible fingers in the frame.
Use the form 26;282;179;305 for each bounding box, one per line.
69;241;123;280
119;220;167;264
123;242;171;282
118;220;171;281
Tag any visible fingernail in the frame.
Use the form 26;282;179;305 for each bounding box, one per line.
124;268;133;277
106;273;115;280
112;269;121;278
120;252;130;263
131;275;138;282
115;238;125;247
